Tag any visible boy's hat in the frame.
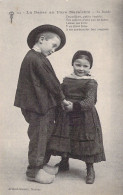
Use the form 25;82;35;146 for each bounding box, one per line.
27;24;66;51
72;50;93;68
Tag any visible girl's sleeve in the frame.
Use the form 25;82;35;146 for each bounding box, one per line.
73;80;98;111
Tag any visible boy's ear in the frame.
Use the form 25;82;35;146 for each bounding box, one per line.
39;36;45;44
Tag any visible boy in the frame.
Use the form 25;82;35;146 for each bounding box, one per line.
14;24;69;184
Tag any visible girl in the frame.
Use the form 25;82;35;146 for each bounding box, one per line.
49;50;106;184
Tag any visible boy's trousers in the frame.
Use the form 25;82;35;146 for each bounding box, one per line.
21;108;55;177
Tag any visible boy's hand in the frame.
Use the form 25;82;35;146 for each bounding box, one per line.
61;99;72;110
64;102;73;112
62;99;71;106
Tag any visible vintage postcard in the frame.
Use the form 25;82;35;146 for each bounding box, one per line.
0;0;123;195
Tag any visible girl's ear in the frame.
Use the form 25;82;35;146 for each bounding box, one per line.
39;36;45;44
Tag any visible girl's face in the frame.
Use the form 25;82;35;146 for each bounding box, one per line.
73;58;91;77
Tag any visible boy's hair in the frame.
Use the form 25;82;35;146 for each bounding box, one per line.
35;31;61;44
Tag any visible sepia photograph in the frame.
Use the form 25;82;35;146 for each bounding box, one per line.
0;0;123;194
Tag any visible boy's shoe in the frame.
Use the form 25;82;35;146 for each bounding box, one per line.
27;169;55;184
43;164;59;175
86;163;95;184
56;159;69;172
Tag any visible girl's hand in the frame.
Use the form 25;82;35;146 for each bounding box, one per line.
64;102;73;112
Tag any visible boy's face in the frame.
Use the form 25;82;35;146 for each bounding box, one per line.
73;58;91;77
40;35;61;57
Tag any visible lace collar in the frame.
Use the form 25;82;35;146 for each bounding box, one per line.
65;73;94;80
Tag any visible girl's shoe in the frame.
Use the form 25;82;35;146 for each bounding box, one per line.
27;169;55;184
43;164;59;175
56;158;69;171
86;163;95;184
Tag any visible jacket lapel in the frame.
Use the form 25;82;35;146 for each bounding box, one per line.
33;50;56;76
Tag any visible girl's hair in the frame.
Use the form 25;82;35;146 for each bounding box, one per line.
34;31;61;44
72;50;93;68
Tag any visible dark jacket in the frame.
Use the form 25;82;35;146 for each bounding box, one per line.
14;49;65;115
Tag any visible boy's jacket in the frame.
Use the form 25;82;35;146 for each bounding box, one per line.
14;49;64;115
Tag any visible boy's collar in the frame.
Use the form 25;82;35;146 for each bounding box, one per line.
32;47;46;58
32;45;42;53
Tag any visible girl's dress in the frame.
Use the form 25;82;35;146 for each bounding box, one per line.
48;74;106;163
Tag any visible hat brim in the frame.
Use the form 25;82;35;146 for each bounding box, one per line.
27;24;66;51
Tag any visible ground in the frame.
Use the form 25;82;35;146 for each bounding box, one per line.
0;110;123;195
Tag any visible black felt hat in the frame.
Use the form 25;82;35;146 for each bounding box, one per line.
72;50;93;68
27;24;66;51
